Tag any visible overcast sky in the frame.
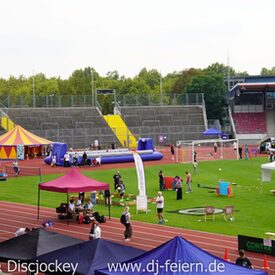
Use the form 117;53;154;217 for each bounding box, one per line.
1;0;275;79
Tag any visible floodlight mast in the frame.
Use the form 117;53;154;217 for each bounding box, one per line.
32;69;36;107
91;68;94;107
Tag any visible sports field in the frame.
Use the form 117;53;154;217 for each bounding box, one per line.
0;156;273;238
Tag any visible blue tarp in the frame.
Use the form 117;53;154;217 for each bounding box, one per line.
95;236;267;275
203;128;223;136
33;239;145;275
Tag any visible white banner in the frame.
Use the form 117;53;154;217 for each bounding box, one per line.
136;195;148;212
133;152;146;197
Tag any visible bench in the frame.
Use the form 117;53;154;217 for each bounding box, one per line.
270;190;275;195
265;232;275;240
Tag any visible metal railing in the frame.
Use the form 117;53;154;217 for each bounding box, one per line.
0;93;204;108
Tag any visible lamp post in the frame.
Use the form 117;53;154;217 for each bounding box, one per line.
160;72;163;106
91;69;94;107
32;70;36;107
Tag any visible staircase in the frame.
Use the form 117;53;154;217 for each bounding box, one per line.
103;114;137;148
266;109;275;136
0;108;15;131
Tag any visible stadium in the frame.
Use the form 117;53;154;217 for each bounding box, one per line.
0;73;274;274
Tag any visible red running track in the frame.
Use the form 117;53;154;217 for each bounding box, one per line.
0;201;274;274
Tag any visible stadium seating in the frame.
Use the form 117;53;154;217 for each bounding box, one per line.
7;107;119;149
121;106;205;145
233;112;267;134
5;105;206;149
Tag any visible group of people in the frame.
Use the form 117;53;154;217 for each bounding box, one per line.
68;194;94;222
52;151;102;168
159;170;192;199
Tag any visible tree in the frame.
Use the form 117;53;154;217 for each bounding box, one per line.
172;68;202;94
136;68;161;89
186;73;227;121
261;67;275;76
205;62;236;76
106;70;119;80
68;67;98;94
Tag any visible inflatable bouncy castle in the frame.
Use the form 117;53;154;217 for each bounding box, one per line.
44;138;163;166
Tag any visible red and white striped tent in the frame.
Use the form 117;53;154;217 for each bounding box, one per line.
0;125;52;159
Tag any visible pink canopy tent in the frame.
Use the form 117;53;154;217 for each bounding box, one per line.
37;168;110;223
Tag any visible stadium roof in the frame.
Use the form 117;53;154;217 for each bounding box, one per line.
228;82;275;98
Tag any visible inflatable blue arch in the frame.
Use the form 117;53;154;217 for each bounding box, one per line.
44;138;163;166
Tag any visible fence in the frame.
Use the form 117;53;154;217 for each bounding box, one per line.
0;93;204;108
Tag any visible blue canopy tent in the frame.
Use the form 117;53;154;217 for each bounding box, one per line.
203;127;223;136
95;236;267;275
0;228;83;262
33;238;144;275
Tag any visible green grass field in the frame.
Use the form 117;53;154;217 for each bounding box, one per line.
0;157;274;238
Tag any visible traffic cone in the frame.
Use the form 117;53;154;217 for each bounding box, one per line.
263;255;270;270
224;248;230;261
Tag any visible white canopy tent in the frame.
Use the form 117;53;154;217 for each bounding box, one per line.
261;162;275;182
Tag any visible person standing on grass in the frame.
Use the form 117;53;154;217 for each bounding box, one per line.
156;191;164;224
175;176;183;200
185;171;192;193
193;160;198;173
245;144;249;160
118;179;125;201
158;170;165;191
113;171;121;191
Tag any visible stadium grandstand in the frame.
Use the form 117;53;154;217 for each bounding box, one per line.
0;94;207;149
227;75;275;144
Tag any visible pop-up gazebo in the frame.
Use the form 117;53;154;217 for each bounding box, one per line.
0;228;83;262
33;239;144;275
38;168;110;223
96;236;267;275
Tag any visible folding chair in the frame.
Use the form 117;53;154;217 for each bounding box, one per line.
204;206;215;221
223;206;234;221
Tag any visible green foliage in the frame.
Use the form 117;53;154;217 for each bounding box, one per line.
261;66;275;76
0;63;260;116
0;157;274;238
67;67;94;95
136;68;161;90
172;68;202;94
205;62;235;76
186;72;227;120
